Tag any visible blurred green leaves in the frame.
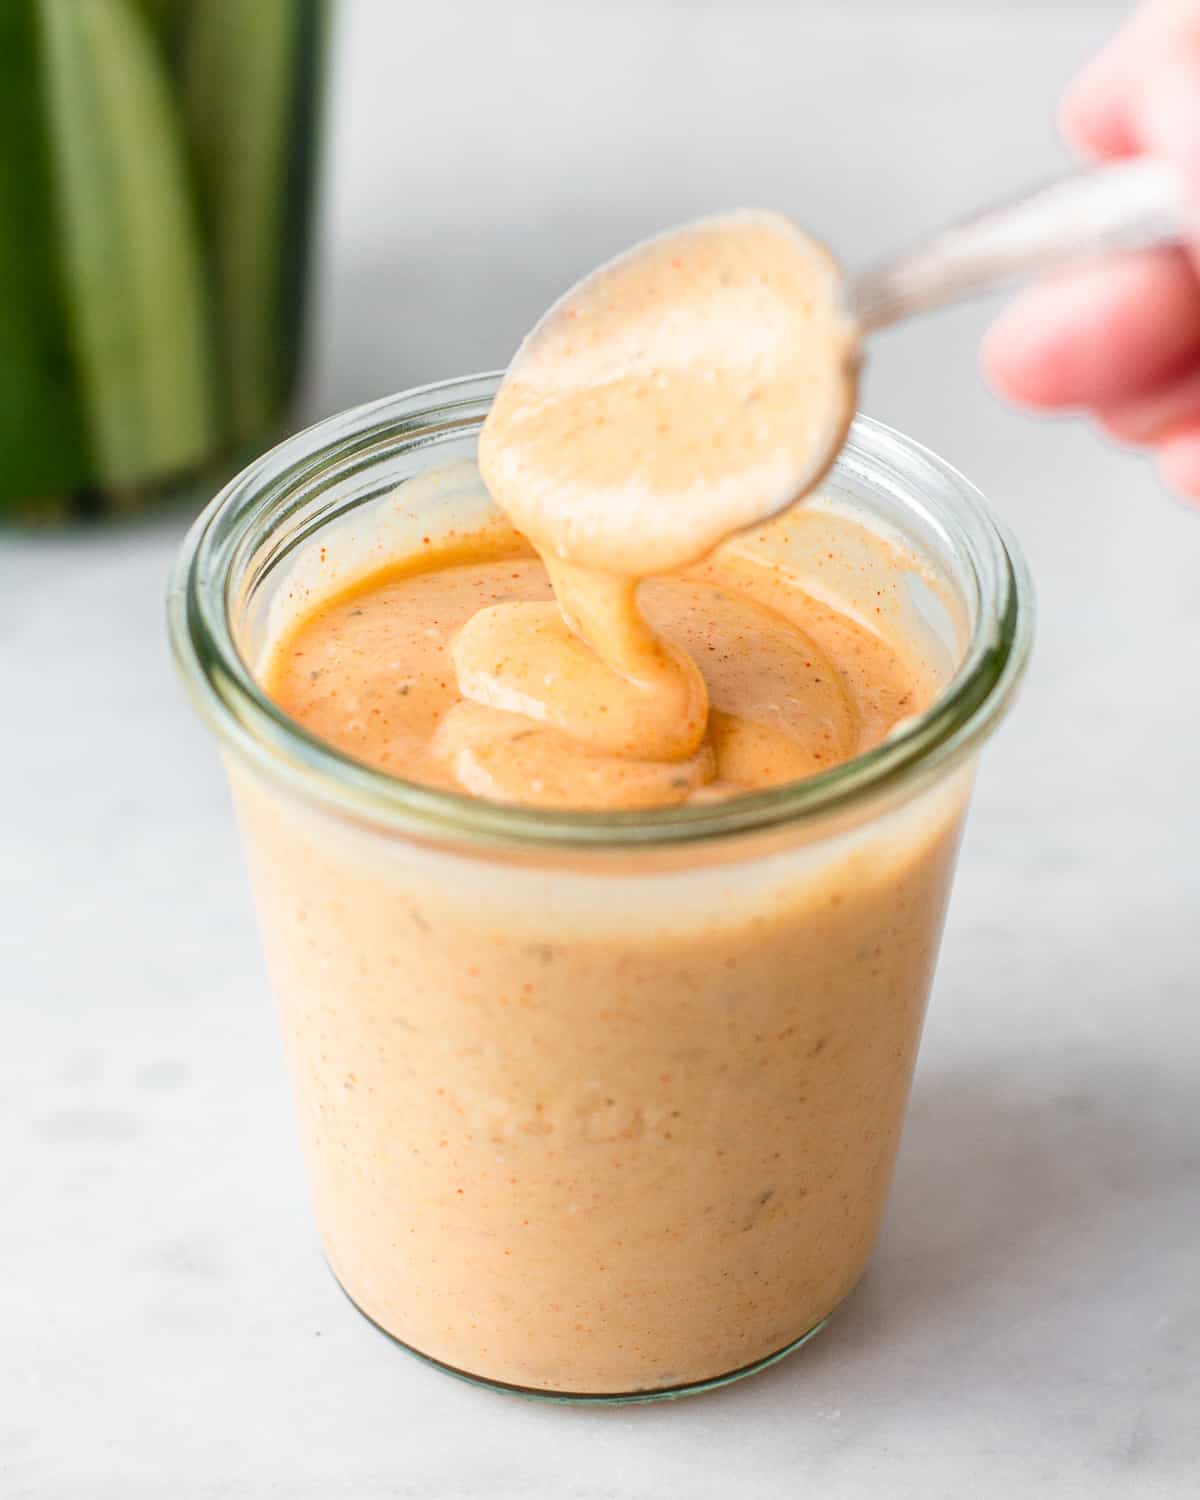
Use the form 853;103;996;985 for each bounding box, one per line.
1;0;323;516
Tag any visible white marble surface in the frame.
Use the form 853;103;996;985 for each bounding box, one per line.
4;2;1199;1495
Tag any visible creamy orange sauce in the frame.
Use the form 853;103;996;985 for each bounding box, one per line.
460;212;859;799
232;762;966;1394
273;215;863;811
478;212;857;578
237;214;974;1397
268;534;928;811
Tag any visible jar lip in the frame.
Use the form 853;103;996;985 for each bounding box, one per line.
168;372;1034;850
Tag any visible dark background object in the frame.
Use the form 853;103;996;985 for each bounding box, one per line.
0;0;325;520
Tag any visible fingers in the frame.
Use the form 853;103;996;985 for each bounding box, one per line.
1155;423;1200;502
982;249;1200;409
1098;364;1200;443
988;3;1200;506
1059;21;1145;160
1139;51;1200;213
1060;3;1200;181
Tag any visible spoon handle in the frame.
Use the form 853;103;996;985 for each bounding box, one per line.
852;158;1187;332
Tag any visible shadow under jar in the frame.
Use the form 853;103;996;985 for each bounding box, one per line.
169;373;1032;1402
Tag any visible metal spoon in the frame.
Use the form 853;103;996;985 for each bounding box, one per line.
851;157;1186;332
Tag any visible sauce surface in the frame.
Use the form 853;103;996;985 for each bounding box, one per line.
268;535;929;811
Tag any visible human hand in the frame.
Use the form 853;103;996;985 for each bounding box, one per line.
983;0;1200;502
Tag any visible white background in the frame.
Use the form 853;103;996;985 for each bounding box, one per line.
4;1;1199;1495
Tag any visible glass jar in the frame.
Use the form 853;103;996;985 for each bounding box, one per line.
0;0;326;521
169;373;1032;1402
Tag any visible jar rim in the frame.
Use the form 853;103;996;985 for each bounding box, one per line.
168;372;1034;850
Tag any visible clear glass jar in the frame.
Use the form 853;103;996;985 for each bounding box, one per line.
169;373;1032;1402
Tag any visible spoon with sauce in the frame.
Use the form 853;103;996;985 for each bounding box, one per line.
480;157;1185;559
451;159;1183;797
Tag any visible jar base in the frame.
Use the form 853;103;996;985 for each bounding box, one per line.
328;1265;839;1405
